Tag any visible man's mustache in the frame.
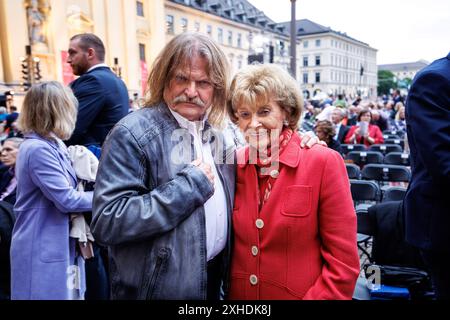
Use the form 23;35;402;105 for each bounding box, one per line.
173;95;206;108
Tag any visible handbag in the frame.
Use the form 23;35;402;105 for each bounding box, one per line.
364;264;434;299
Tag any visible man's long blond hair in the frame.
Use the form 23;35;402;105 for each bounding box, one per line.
144;32;229;128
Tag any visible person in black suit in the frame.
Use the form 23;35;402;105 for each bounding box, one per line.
66;33;129;300
331;108;349;144
405;52;450;299
66;33;129;148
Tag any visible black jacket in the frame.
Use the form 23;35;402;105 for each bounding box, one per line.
0;166;16;205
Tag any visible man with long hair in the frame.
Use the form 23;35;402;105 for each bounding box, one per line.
91;33;235;300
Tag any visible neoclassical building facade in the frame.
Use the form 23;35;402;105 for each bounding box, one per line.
0;0;298;103
1;0;376;104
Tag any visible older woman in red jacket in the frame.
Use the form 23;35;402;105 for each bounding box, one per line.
226;64;359;300
344;108;384;146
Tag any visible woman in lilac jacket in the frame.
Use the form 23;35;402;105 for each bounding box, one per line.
10;82;93;300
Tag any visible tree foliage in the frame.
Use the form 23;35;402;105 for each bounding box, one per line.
378;70;396;95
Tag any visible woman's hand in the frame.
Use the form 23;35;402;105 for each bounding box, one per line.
300;131;327;149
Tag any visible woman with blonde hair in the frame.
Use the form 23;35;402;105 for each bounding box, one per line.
392;105;406;132
10;81;93;300
227;64;359;300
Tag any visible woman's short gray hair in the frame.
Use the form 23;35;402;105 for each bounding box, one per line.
3;137;24;148
227;64;304;130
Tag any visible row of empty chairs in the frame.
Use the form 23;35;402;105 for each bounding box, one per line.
346;163;411;182
350;180;407;204
341;143;404;156
382;129;405;138
345;151;410;167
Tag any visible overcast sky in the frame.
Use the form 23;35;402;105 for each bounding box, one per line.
247;0;450;64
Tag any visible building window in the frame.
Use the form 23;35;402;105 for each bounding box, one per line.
181;18;188;32
237;33;242;48
139;43;146;61
166;15;174;34
303;73;308;84
228;31;233;46
303;56;308;67
194;21;200;32
303;40;308;48
315;39;321;47
207;25;212;37
315;55;320;66
238;59;242;69
136;1;144;17
279;40;285;55
315;72;321;83
184;0;190;4
218;28;223;44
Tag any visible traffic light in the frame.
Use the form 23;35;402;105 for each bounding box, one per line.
34;57;42;82
20;57;31;91
20;57;30;81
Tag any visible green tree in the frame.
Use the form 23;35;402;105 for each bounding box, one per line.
378;70;396;95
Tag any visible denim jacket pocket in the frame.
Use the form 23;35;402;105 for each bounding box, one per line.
140;247;171;300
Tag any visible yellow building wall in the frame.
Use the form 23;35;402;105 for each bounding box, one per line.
0;33;4;83
0;0;297;100
0;0;29;83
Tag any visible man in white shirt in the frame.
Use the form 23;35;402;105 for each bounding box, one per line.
91;33;235;300
91;32;320;300
331;108;349;144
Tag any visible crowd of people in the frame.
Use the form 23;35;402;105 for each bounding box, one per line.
300;90;408;156
0;31;448;301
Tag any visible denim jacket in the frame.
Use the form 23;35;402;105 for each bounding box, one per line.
91;104;236;300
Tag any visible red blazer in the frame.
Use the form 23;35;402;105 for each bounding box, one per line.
344;124;384;146
229;134;360;300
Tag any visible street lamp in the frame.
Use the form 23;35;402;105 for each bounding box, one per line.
113;57;122;78
290;0;297;78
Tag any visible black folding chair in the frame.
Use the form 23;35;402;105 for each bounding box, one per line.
383;134;401;140
350;179;381;211
369;144;403;155
345;151;384;167
361;202;434;300
384;152;410;166
346;164;361;179
340;144;366;155
382;186;407;202
361;164;411;183
384;138;405;150
356;207;373;268
383;129;405;138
